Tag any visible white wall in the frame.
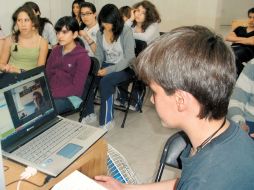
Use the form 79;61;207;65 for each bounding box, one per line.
0;0;73;35
92;0;221;32
220;0;254;25
1;0;253;35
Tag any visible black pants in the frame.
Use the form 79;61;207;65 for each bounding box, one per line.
232;45;254;76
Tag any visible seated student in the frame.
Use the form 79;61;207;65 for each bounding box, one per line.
228;62;254;139
82;4;135;129
126;0;161;44
72;0;86;30
121;0;161;111
0;5;48;73
46;16;90;114
79;2;98;56
119;6;132;22
23;1;58;47
225;7;254;76
95;26;254;190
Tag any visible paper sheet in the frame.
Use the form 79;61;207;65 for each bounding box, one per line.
52;170;107;190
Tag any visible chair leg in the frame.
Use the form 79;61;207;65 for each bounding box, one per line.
136;82;146;113
154;164;165;182
121;81;136;128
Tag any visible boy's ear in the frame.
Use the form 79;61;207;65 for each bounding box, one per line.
175;90;185;112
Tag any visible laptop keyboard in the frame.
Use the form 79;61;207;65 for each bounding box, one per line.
14;120;86;164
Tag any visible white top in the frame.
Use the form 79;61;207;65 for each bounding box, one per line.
82;23;99;56
126;20;160;44
103;35;124;64
42;22;58;46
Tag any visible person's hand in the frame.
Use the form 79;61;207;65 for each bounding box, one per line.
79;30;89;39
95;176;125;190
2;64;20;73
130;9;136;22
97;68;107;76
240;123;249;133
240;123;254;138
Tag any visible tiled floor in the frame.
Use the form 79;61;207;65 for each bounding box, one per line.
67;93;180;183
67;25;231;184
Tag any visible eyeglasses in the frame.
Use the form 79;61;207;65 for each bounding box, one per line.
81;12;93;17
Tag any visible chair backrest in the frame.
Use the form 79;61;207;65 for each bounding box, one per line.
80;57;100;101
155;131;189;182
78;57;100;121
135;39;147;57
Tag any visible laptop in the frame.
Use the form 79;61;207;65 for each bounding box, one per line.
0;143;6;190
0;68;106;177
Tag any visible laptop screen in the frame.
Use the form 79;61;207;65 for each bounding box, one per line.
0;71;57;152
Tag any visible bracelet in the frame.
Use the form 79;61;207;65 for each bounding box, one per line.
88;41;95;46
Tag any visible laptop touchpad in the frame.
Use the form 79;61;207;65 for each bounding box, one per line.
57;143;83;159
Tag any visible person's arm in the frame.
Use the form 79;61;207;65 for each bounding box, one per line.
79;30;96;54
95;176;178;190
0;36;11;71
95;31;105;68
37;37;48;66
133;23;159;43
225;27;254;45
105;26;135;74
125;10;135;27
227;63;254;125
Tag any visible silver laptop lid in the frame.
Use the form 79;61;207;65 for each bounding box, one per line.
0;144;6;190
0;69;57;152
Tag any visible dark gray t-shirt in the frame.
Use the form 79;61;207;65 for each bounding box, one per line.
177;122;254;190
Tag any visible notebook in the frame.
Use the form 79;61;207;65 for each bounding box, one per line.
0;68;106;177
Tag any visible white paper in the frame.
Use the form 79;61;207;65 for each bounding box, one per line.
52;170;107;190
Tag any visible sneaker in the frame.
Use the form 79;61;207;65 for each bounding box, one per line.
81;113;97;124
100;120;115;131
129;104;139;112
114;100;127;108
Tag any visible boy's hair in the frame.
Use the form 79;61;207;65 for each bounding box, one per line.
248;7;254;16
119;6;131;19
98;4;124;42
135;25;236;120
80;2;96;13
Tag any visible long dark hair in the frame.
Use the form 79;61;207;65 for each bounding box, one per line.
72;0;85;17
12;5;39;51
133;0;161;31
98;4;124;42
23;1;52;35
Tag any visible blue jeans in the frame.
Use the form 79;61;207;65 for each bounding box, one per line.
86;63;133;125
54;98;74;114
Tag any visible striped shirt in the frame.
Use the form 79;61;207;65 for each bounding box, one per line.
228;61;254;124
